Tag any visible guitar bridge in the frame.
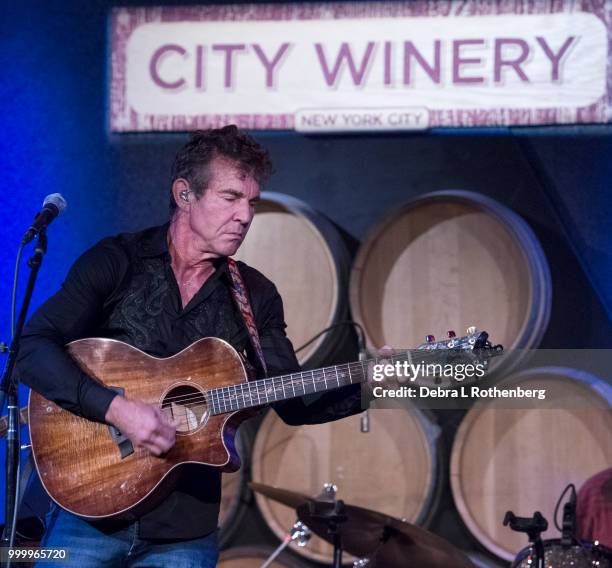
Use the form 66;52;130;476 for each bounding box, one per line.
108;387;134;459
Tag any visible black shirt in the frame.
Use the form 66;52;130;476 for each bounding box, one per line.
17;223;362;539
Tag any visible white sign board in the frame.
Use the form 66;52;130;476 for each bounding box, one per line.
110;2;612;131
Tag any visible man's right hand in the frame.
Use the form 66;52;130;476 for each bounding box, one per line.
104;396;177;456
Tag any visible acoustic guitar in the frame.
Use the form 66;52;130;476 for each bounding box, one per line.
28;330;499;520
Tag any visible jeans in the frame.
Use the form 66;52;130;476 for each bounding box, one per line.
37;506;219;567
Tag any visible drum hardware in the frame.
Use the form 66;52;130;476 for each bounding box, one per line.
299;499;347;568
291;521;311;547
511;539;612;568
260;482;346;568
319;483;338;501
506;485;612;568
250;481;475;568
315;481;344;566
555;483;577;548
260;521;312;568
504;511;548;568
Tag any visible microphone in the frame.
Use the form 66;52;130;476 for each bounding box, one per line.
22;194;68;244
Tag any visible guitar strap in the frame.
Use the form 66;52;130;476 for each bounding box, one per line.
227;258;268;377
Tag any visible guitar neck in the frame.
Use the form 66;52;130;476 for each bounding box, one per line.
206;348;438;415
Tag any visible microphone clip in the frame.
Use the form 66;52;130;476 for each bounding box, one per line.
561;499;576;547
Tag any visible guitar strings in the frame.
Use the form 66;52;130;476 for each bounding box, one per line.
160;403;207;432
158;347;486;431
159;348;442;406
161;347;471;409
159;347;477;413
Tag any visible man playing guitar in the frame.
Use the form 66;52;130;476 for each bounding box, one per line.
17;126;363;567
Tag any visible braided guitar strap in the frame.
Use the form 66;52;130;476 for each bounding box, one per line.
227;258;268;377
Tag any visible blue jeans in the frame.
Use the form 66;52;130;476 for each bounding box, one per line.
37;506;219;567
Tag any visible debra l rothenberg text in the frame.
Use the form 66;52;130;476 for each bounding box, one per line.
372;385;547;400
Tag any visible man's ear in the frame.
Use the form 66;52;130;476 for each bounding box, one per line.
172;178;191;211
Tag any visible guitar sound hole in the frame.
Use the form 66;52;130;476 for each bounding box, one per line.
161;385;209;434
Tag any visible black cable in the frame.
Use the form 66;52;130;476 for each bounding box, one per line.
10;242;25;339
3;240;26;556
553;482;576;532
294;320;366;354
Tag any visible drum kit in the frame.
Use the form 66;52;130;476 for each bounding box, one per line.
505;510;612;568
512;540;612;568
250;481;475;568
250;482;612;568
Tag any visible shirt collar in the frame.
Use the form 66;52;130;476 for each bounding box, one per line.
137;223;170;258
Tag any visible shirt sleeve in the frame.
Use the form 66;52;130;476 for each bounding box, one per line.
253;279;364;426
17;239;126;423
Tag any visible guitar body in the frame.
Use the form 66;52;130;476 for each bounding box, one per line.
28;337;251;520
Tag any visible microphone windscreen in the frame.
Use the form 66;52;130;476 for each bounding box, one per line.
42;193;68;215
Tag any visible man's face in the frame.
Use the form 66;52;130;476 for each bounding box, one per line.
187;156;260;258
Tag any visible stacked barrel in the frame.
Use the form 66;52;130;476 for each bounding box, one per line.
219;191;612;567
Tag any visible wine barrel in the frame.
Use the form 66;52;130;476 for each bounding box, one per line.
349;190;551;364
218;545;306;567
218;425;251;546
218;467;246;547
450;367;612;561
467;551;508;568
252;407;442;565
234;192;351;368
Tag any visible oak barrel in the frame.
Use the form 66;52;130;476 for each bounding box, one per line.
467;551;508;568
235;192;351;368
218;427;249;547
219;417;262;546
219;471;244;545
349;190;551;362
252;407;442;564
218;545;305;567
450;367;612;561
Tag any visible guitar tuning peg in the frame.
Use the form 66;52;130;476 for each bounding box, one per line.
447;330;456;338
466;326;478;335
425;335;435;343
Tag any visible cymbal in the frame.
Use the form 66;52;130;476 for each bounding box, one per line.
250;482;474;568
297;502;475;568
249;482;312;509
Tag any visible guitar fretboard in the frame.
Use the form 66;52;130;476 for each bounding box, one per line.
207;361;364;414
205;348;448;415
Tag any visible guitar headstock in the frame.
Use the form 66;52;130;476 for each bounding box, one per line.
416;327;503;360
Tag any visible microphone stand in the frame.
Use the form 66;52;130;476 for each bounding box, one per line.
0;231;47;547
504;510;548;568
